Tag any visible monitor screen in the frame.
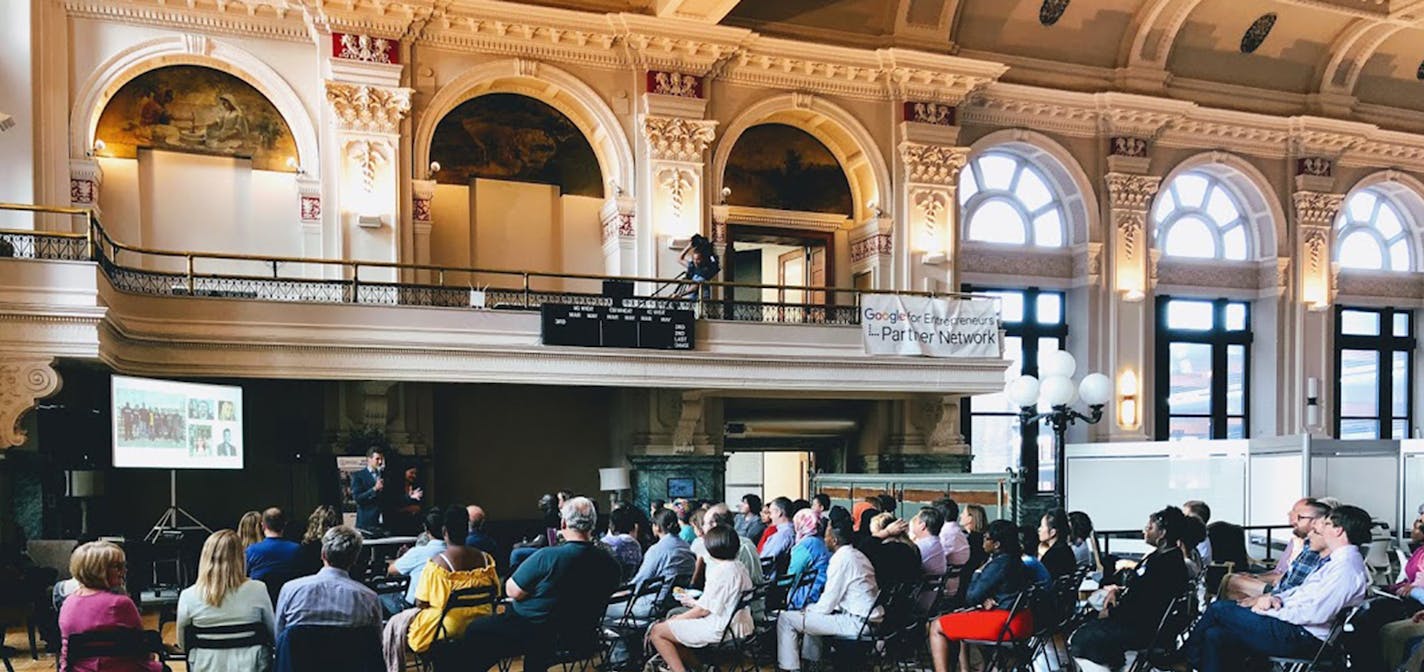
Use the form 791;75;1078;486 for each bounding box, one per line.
111;375;244;470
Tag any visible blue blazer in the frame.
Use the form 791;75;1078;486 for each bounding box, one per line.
349;468;382;530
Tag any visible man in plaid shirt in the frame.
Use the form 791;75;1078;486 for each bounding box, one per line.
1223;498;1330;600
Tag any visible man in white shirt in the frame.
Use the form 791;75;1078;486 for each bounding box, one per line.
1184;504;1372;672
776;522;881;671
935;498;970;596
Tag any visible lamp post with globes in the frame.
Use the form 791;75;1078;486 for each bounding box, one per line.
1006;350;1112;504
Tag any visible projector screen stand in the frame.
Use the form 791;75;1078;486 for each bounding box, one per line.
145;470;212;543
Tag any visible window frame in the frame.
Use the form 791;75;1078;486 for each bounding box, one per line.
1153;296;1253;440
1154;171;1253;261
1333;306;1415;439
961;285;1068;494
960;151;1067;248
1335;190;1414;272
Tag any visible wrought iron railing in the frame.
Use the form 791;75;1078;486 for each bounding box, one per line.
1;203;991;326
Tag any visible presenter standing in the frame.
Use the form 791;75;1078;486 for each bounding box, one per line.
351;447;387;536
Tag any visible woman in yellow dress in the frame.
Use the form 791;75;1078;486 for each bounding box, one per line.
382;507;500;672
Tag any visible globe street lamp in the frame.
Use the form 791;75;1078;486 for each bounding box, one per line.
1006;350;1112;504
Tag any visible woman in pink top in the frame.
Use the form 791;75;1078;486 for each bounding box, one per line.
58;541;162;672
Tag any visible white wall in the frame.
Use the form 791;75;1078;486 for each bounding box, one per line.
0;0;34;227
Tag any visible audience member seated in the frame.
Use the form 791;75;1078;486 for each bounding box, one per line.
382;507;499;672
58;540;162;672
459;496;621;672
1018;526;1052;589
465;505;498;558
934;498;971;595
1183;500;1214;565
647;525;754;672
855;513;922;593
911;506;947;577
1223;498;1327;600
610;508;695;620
756;503;778;553
690;506;762;587
929;519;1031;672
785;508;831;609
1206;519;1250;571
776;521;881;672
760;497;795;560
247;508;301;604
735;494;766;544
1037;508;1076;580
296;505;341;577
1179;515;1209;580
1354;505;1424;671
274;526;382;634
1068;511;1101;571
509;493;562;573
677;501;700;544
851;497;879;536
960;504;989;571
1069;506;1190;672
383;510;451;616
177;530;277;672
239;511;263;548
601;503;645;582
1184;504;1372;672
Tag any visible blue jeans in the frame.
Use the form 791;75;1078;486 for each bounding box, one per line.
1185;601;1320;672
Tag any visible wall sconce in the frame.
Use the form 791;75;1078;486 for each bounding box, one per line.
88;139;106;157
1117;369;1139;428
344;211;390;230
1305;376;1320;427
428;161;441;179
1120;289;1145;303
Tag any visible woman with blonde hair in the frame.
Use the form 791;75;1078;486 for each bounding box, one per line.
58;541;161;672
237;510;262;548
177;530;276;671
296;505;342;576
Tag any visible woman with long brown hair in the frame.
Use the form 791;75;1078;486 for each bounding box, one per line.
296;505;342;576
176;530;276;671
237;510;262;548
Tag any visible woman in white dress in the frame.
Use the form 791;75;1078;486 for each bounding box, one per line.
647;525;753;672
176;529;276;672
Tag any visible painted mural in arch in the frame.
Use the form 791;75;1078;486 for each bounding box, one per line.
725;123;853;215
430;93;603;198
94;65;298;172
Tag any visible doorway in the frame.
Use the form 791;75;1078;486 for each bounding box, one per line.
725;451;813;505
724;226;833;307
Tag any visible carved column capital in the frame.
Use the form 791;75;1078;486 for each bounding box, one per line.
0;358;61;448
1293;191;1345;228
898;143;969;186
1104;173;1161;211
643;116;717;162
325;82;412;135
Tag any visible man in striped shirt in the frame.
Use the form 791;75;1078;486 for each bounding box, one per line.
275;525;382;633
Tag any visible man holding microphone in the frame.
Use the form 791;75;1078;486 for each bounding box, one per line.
351;447;387;536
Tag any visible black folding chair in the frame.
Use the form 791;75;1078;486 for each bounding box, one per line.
1266;605;1360;672
826;581;918;672
1028;565;1090;669
419;584;500;671
602;577;667;671
958;585;1039;672
63;628;169;672
1125;587;1196;672
690;589;758;672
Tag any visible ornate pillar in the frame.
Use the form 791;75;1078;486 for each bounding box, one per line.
858;395;972;473
1293;158;1344;435
636;72;715;282
411;179;435;282
896;108;968;293
850;215;893;289
601;190;636;276
1103;171;1161;440
297;175;322;275
323;80;411;283
69;159;102;221
0;358;61;449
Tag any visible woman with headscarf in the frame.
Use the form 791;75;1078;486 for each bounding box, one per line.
785;508;830;608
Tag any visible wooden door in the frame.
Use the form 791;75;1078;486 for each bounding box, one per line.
778;249;806;306
808;246;827;305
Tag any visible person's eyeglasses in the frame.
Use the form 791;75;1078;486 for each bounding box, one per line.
1296;515;1318;521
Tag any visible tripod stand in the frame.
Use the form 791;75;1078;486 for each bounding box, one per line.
145;469;212;543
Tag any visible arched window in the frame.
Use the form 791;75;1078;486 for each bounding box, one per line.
1335;190;1413;271
1153;171;1252;261
960;151;1067;247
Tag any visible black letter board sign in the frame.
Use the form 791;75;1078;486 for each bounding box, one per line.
540;303;694;350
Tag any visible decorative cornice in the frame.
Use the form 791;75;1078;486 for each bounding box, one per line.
643;116;717;162
62;0;310;43
959;245;1073;279
899;143;969;186
646;71;704;98
850;234;893;264
903;102;956;126
1104;173;1162;211
333;32;398;64
1155;259;1261;292
325;82;413;135
1293;191;1345;227
0;358;61;448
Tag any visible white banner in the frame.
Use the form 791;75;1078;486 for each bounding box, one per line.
861;295;1001;357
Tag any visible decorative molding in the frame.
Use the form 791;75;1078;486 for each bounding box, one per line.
657;167;696;223
850;234;894;264
899;143;969;186
69;159;103;207
1293;191;1345;227
903;101;956;126
1104;173;1161;211
300;196;322;222
913;189;948;249
333;32;398;64
1108;136;1150;158
647;70;703;98
1337;271;1424;300
1296;157;1333;178
1072;242;1104;286
345;140;390;192
0;358;61;448
1155;259;1260;291
1114;210;1146;261
959;245;1073;279
325;82;413;135
643;116;717;162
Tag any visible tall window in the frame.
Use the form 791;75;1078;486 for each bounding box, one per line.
962;287;1068;493
960;152;1067;247
1153;171;1252;260
1335;307;1414;439
1336;190;1413;271
1155;297;1252;440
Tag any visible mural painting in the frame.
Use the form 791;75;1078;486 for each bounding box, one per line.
95;65;298;172
725;123;852;215
430;93;603;197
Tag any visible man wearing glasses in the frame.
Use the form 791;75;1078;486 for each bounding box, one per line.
1185;503;1372;672
1222;498;1330;600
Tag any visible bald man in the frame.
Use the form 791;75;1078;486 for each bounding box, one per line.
465;504;498;557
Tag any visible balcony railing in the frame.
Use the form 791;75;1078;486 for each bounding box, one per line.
0;203;984;326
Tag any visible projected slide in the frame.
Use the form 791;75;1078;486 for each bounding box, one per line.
112;375;244;470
